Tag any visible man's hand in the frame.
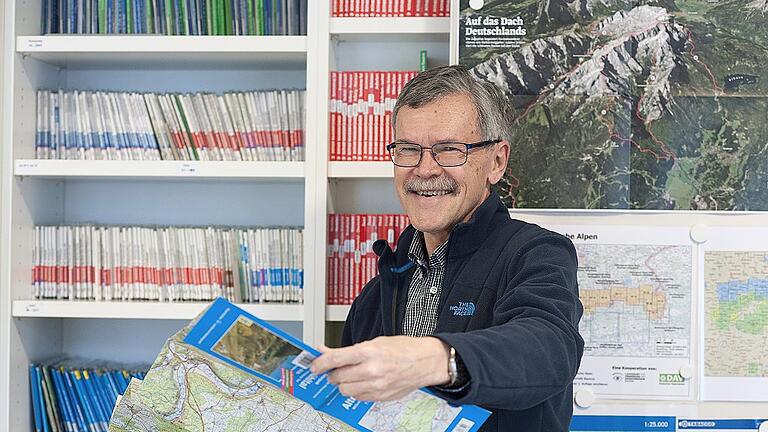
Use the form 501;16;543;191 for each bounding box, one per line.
310;336;451;402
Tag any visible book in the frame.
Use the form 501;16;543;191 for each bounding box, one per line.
331;0;449;17
32;225;304;303
35;89;305;161
326;214;409;305
41;0;307;34
329;71;416;161
29;362;146;432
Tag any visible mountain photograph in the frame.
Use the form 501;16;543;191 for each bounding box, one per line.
459;0;768;210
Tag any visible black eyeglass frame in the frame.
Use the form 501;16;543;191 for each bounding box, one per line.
386;139;502;167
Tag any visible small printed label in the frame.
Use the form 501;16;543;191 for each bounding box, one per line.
179;163;196;174
291;351;316;369
452;418;475;432
25;303;39;312
26;39;44;49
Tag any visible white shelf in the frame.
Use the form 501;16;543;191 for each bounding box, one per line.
330;17;449;34
326;305;351;322
328;161;393;178
14;160;305;180
13;300;304;321
16;35;308;68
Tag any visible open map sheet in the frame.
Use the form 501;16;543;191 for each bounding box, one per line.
108;298;490;431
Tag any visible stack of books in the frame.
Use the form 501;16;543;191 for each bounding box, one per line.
327;214;409;304
41;0;308;35
329;71;417;161
32;225;304;303
36;89;305;161
30;361;146;432
332;0;450;17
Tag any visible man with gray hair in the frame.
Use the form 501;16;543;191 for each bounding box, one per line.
312;65;584;431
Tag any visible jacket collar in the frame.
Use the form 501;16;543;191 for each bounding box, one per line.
374;191;509;268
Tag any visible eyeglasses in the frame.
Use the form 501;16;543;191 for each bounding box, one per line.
386;139;501;167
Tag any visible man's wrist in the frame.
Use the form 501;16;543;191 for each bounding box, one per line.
424;337;452;387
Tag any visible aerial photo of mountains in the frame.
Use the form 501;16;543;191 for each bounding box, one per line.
459;0;768;210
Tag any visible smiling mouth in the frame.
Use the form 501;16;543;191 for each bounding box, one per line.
413;190;453;197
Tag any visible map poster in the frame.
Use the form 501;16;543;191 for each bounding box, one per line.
452;0;768;210
543;225;694;399
699;227;768;402
184;298;492;431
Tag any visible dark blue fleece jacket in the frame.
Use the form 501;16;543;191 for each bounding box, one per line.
341;192;584;432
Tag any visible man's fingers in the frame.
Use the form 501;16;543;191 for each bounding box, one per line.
327;363;378;385
310;346;364;375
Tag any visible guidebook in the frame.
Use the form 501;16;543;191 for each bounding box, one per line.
109;298;490;431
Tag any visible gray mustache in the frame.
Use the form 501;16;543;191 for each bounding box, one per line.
405;176;459;193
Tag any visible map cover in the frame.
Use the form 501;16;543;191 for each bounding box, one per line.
108;298;491;431
454;0;768;210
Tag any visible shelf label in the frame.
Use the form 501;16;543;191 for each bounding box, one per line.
179;163;197;175
26;38;44;49
24;303;40;313
16;161;40;169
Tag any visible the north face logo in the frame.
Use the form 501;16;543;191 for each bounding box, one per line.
449;301;476;316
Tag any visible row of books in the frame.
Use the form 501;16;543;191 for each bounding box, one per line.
329;71;417;161
41;0;308;35
32;225;304;304
327;214;409;305
36;89;305;161
332;0;450;17
30;362;146;432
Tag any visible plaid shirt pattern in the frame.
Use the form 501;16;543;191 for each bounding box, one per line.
402;231;448;337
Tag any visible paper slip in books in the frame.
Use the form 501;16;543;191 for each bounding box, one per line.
109;297;490;431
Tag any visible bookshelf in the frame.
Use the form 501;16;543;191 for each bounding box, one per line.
1;0;323;430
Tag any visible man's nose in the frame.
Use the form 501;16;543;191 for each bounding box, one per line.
414;149;443;176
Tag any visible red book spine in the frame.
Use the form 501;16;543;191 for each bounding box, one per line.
327;214;335;304
355;72;363;161
330;72;337;160
342;215;349;304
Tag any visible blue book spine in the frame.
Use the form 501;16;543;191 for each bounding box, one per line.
69;370;98;432
102;372;119;403
60;369;88;432
82;371;108;430
36;367;51;432
100;372;118;407
29;366;44;432
70;0;77;33
51;369;75;432
93;372;115;424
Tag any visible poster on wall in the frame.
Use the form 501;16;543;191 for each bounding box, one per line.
699;227;768;402
452;0;768;210
537;224;695;399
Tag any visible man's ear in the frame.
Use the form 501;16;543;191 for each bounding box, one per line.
488;140;510;185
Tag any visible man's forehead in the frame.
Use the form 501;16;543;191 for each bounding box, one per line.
395;94;480;140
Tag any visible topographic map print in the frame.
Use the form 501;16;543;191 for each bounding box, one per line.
575;244;692;358
459;0;768;210
109;328;354;432
704;251;768;377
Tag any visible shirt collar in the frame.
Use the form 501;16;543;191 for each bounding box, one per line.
408;231;449;271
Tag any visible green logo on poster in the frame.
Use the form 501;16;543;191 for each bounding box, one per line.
659;373;684;384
